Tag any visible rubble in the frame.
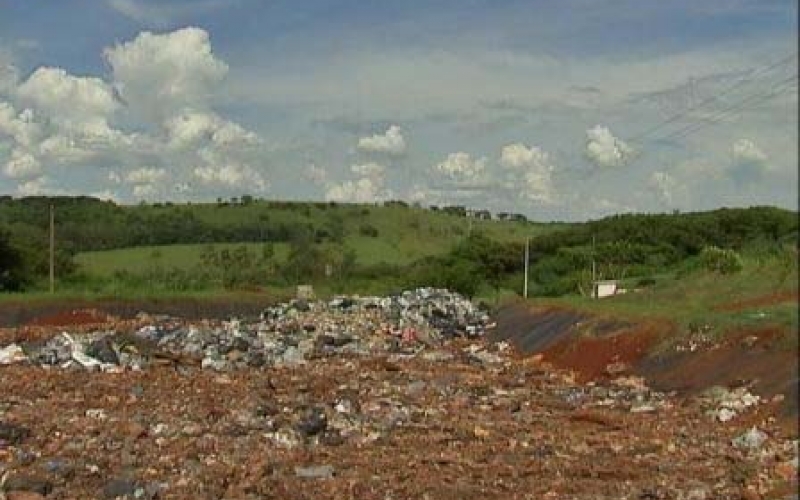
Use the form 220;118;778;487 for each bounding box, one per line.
0;288;797;499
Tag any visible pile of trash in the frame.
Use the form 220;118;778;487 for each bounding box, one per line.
0;288;492;372
699;385;762;423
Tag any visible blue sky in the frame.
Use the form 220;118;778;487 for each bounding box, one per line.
0;0;796;220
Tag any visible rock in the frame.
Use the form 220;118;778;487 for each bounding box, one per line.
102;478;137;499
732;427;768;450
717;407;737;422
86;337;119;364
41;457;75;479
294;465;335;479
0;421;30;444
0;344;27;364
3;475;53;495
296;407;327;437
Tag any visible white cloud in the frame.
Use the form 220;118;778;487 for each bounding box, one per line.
193;163;267;191
163;110;259;149
37;134;94;162
350;162;386;179
3;149;41;179
325;177;387;204
732;138;768;165
585;125;633;168
125;166;167;185
104;27;228;118
16;67;119;135
16;176;49;196
132;183;158;199
357;125;406;155
501;142;543;169
434;152;486;181
500;142;556;204
0;28;265;201
0;102;45;148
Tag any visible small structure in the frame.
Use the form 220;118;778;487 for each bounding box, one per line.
592;280;619;299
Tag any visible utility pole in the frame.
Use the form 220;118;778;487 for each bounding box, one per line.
523;237;530;299
591;235;596;299
49;203;55;294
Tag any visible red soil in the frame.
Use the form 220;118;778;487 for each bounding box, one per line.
539;323;665;381
714;290;798;312
25;308;110;327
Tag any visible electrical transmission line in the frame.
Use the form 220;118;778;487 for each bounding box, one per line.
627;53;797;145
654;73;797;145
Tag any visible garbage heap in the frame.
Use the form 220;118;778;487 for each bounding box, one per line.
1;288;492;372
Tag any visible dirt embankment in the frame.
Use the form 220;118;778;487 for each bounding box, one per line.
0;297;277;328
493;301;798;427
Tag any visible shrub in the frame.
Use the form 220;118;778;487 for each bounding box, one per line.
359;224;379;237
699;246;743;274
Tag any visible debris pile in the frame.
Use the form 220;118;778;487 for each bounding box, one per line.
3;288;491;372
0;289;797;499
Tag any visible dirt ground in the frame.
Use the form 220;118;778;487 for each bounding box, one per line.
0;304;797;499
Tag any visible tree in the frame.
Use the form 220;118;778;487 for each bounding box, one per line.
0;231;25;291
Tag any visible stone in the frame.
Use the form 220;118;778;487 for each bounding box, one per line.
296;407;327;437
86;337;119;365
3;475;53;495
0;421;30;444
294;465;335;479
102;478;138;499
732;427;768;450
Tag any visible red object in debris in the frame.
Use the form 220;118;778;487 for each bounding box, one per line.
402;328;417;342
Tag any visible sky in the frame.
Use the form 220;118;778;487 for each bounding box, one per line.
0;0;797;221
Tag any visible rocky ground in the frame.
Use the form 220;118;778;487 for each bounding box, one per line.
0;290;797;500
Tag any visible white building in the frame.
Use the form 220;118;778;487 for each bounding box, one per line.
592;280;618;299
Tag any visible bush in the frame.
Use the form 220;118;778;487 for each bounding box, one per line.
359;224;379;237
699;246;743;274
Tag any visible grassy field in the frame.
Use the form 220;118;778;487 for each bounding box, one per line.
534;250;798;346
73;204;558;278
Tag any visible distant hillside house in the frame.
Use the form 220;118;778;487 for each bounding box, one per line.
592;280;619;299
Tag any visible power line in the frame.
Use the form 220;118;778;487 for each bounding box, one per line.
654;73;797;145
627;53;797;145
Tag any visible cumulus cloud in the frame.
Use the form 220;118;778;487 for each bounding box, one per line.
125;166;167;185
732;138;768;165
350;162;386;179
163;110;259;149
193;163;267;191
0;27;265;200
3;149;41;179
499;143;556;204
434;152;486;182
357;125;406;155
104;27;228;118
0;102;44;148
16;67;118;133
585;125;633;168
132;183;158;199
16;176;50;196
325;177;387;204
729;138;772;185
